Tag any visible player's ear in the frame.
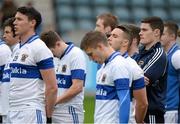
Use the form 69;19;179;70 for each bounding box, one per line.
31;19;36;28
105;26;111;33
56;41;61;47
96;42;104;51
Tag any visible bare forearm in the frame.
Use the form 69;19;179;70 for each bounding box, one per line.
45;88;57;117
56;87;82;104
133;88;148;123
135;103;148;123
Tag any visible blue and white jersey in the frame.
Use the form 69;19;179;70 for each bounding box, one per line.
122;52;145;90
166;43;180;110
122;52;145;123
0;40;11;115
1;62;11;115
94;52;130;123
9;34;54;111
54;43;86;107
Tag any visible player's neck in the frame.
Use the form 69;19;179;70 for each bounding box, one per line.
20;30;36;44
166;40;176;52
128;46;138;56
119;48;127;56
105;47;115;60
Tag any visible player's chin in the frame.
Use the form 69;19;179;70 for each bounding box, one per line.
15;31;20;36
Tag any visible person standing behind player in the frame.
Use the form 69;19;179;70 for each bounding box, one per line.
136;16;167;123
124;24;141;59
161;21;180;123
95;13;118;69
0;39;11;123
40;30;86;124
6;6;57;123
0;17;19;124
3;17;19;51
108;25;148;123
81;31;131;123
95;13;118;37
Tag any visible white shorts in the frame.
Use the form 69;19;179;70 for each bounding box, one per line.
52;105;84;124
164;110;178;123
6;108;46;124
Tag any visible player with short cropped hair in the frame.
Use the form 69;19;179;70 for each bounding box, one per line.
6;6;57;123
41;30;86;123
136;16;167;123
81;31;131;123
123;24;141;59
108;25;148;123
161;21;180;123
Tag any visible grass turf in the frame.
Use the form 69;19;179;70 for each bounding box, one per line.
84;95;95;123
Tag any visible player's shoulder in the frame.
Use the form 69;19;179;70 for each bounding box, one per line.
30;38;46;47
0;43;11;55
113;55;126;65
69;46;85;58
29;38;51;53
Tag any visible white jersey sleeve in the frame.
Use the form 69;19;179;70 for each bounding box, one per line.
70;48;86;80
0;43;11;115
171;50;180;70
32;39;54;69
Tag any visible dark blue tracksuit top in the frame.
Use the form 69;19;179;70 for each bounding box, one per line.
135;42;167;113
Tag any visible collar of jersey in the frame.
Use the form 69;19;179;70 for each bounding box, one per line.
167;43;179;55
60;43;74;59
122;51;129;58
0;39;5;45
19;34;39;48
104;51;120;66
140;42;161;54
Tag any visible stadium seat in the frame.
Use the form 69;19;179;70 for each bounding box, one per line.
74;0;90;5
58;19;76;32
150;0;166;7
93;6;111;17
93;0;109;6
75;6;92;19
56;5;74;19
112;0;128;6
131;0;147;7
132;7;149;23
150;8;168;20
55;0;72;5
78;19;94;30
169;0;180;8
170;8;180;21
113;7;131;22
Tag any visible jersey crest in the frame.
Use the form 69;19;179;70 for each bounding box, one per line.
21;54;28;62
101;74;106;82
138;60;144;66
62;64;67;73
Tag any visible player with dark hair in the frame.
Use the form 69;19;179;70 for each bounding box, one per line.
136;16;167;123
6;6;57;123
41;30;86;123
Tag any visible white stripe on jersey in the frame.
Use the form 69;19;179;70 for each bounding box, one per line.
143;48;163;72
